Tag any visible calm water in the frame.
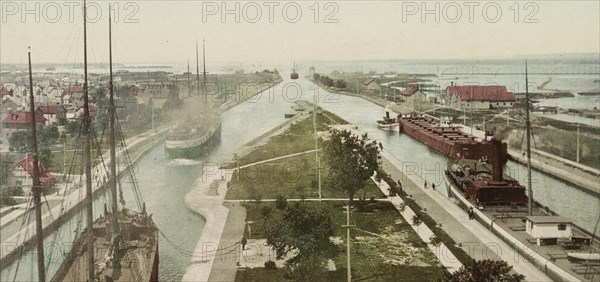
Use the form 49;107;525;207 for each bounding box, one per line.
0;79;297;281
293;77;600;236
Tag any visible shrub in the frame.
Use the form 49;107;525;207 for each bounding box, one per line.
264;260;277;270
275;195;287;210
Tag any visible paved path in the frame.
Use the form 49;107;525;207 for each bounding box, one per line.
371;175;463;273
380;149;551;281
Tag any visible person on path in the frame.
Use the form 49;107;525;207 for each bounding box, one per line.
241;236;247;250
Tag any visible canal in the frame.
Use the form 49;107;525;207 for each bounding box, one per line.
293;77;599;236
2;76;598;281
1;80;295;281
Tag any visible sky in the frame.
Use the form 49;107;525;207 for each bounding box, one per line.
0;0;599;65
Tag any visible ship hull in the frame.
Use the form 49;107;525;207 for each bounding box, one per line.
165;123;221;159
398;115;503;160
51;211;159;282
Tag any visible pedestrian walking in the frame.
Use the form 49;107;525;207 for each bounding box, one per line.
432;183;436;191
241;236;247;250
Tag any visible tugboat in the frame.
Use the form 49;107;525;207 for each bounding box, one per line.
376;111;399;130
52;4;158;281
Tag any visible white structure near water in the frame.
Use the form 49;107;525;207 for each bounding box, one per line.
525;216;572;246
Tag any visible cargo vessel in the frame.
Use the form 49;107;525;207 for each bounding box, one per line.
438;64;599;281
165;115;221;159
398;113;502;161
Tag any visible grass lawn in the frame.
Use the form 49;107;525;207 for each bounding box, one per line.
225;153;385;200
226;107;384;200
239;201;445;281
232;109;346;167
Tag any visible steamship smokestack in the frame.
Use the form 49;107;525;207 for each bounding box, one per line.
490;139;508;181
386;111;390;119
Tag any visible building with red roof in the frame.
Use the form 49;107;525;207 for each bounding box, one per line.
1;86;13;98
399;85;427;111
37;104;67;125
7;155;55;195
447;85;516;109
63;85;84;94
2;111;46;130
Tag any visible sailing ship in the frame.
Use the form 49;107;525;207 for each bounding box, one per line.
51;3;158;281
24;48;48;282
441;62;599;281
165;39;221;159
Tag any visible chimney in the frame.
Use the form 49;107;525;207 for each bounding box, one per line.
386;111;390;119
489;139;508;181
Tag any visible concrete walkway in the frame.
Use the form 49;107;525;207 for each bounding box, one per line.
380;149;551;281
372;175;463;273
182;167;232;282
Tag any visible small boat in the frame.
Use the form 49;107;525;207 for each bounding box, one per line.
567;252;600;262
376;111;398;130
284;113;296;118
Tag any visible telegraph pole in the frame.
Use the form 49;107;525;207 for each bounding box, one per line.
342;204;355;282
576;123;580;163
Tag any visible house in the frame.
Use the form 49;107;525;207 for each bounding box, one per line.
7;155;55;195
130;84;140;97
447;85;516;109
1;86;13;98
525;216;572;246
362;78;380;92
37;104;67;125
63;85;85;107
73;104;98;120
2;111;46;130
1;96;21;113
400;86;427;111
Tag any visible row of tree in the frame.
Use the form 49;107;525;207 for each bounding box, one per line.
313;73;347;89
262;129;523;281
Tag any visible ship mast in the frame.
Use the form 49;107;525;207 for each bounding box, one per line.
203;38;207;96
108;8;122;271
525;60;533;216
187;60;191;96
82;0;95;280
28;48;46;282
196;41;200;97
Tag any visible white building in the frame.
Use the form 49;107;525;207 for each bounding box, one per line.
525;216;572;246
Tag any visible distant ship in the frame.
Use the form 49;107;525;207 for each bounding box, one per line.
290;62;299;79
46;66;56;71
52;5;158;281
165;115;221;159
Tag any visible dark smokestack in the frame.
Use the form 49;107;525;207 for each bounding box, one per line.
490;139;508;182
492;126;512;141
386;111;390;119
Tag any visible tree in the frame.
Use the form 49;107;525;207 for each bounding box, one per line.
313;73;321;81
324;129;380;204
266;203;338;280
38;148;54;171
336;79;347;89
38;124;59;148
443;259;525;282
8;131;30;152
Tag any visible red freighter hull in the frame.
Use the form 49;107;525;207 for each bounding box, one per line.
398;114;506;161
